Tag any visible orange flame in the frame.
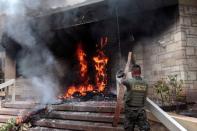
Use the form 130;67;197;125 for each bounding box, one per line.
77;44;88;79
93;52;109;92
64;84;94;98
93;37;109;92
63;44;94;98
63;37;109;99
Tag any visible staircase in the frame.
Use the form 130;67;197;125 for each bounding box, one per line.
29;101;168;131
0;100;181;131
30;101;124;131
0;101;36;126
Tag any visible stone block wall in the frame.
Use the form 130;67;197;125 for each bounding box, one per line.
134;21;185;85
132;1;197;91
179;3;197;89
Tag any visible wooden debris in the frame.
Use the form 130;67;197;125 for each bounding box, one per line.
113;52;132;127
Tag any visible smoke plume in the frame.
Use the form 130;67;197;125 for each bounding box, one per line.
0;0;87;104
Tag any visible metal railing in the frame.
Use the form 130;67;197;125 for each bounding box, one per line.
0;79;16;103
146;98;187;131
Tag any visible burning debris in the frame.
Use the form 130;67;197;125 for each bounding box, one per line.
15;105;47;126
77;43;89;79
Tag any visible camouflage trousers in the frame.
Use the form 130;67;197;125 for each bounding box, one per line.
124;106;150;131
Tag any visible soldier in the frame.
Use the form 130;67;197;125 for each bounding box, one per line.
117;64;150;131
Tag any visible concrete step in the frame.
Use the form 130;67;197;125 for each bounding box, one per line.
33;119;124;131
46;111;124;123
0;100;37;126
50;101;120;113
30;127;71;131
0;108;22;116
30;102;124;130
2;101;36;109
0;115;16;123
51;104;116;113
30;101;168;131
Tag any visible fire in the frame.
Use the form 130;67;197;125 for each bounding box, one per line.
93;52;109;92
76;44;88;79
64;84;94;98
63;37;109;99
63;44;93;98
93;37;109;92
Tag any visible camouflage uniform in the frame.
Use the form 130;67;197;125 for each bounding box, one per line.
122;77;150;131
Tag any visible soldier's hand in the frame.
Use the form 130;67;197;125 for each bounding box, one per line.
116;70;125;78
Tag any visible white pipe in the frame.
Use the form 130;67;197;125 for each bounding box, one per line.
146;98;187;131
